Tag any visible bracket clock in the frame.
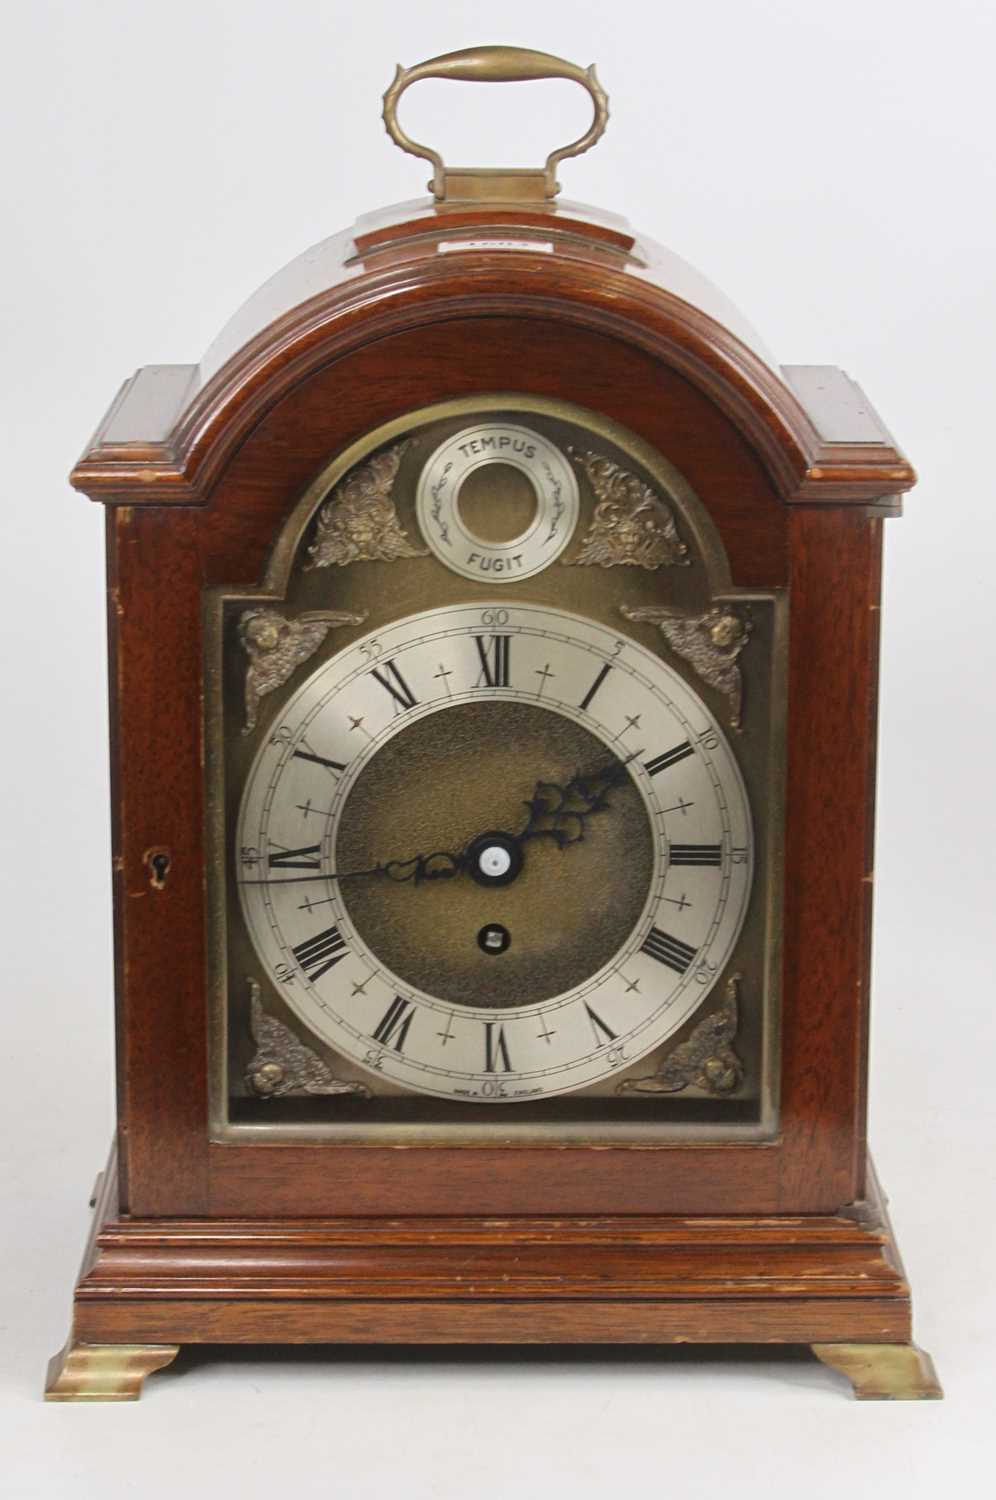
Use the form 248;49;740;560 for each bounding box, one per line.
47;47;941;1402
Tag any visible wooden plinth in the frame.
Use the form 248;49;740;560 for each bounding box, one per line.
46;1145;940;1400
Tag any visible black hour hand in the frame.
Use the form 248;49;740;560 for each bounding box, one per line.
519;755;635;851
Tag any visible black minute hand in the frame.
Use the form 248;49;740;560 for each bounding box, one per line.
238;851;465;887
238;855;461;887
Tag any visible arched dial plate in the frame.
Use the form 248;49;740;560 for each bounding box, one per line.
237;603;753;1102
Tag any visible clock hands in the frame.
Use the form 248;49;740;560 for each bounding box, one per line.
239;752;639;890
341;753;640;886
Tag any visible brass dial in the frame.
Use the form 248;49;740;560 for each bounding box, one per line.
236;603;753;1101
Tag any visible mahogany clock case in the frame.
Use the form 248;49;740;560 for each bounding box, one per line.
76;218;899;1223
47;94;937;1396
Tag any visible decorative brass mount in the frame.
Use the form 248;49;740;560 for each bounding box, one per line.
45;1342;180;1402
382;45;609;203
811;1343;943;1400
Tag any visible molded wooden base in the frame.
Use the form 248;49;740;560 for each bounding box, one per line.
47;1145;940;1400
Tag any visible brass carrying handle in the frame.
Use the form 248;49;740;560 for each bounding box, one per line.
382;45;609;202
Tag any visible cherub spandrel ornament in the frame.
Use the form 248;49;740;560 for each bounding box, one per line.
621;603;752;728
239;607;365;733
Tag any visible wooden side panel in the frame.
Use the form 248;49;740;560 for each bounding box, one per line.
778;510;882;1206
107;507;210;1214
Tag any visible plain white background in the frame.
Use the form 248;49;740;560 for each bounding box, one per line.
2;0;994;1493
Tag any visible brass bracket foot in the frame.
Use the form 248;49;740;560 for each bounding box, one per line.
45;1341;180;1402
811;1342;943;1400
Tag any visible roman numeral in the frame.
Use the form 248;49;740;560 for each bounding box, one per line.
584;1002;618;1046
484;1021;512;1073
372;995;415;1052
579;662;612;712
669;844;722;866
370;660;418;714
292;925;348;981
268;844;321;870
644;741;694;777
292;748;346;774
640;927;698;974
474;634;511;688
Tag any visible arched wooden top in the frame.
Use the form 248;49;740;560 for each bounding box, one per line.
71;201;914;510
